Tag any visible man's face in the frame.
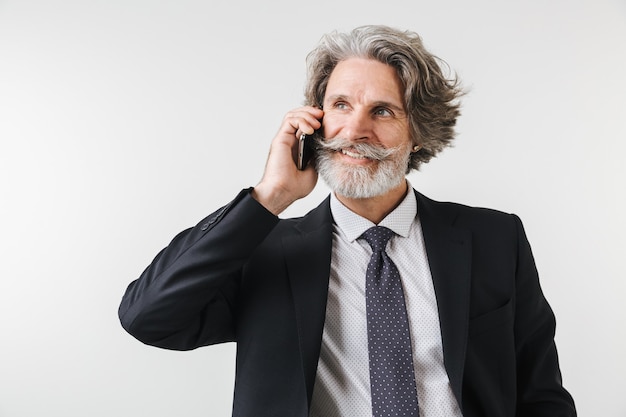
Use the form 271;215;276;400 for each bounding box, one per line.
317;57;412;199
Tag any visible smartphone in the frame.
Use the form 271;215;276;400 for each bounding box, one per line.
297;133;316;170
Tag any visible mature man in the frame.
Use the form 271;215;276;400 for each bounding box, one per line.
119;25;576;416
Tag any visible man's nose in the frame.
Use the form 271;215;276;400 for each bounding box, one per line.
342;109;372;142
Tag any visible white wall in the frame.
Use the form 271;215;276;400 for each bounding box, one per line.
1;0;624;415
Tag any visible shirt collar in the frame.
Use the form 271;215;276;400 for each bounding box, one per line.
330;180;418;242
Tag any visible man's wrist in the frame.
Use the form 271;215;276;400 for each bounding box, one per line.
250;183;294;216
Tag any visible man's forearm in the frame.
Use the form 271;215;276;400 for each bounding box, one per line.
118;189;279;350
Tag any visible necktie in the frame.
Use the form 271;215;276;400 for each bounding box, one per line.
362;226;419;417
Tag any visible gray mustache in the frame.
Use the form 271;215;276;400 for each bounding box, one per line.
315;137;400;161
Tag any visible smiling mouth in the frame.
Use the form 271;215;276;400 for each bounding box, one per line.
340;148;371;160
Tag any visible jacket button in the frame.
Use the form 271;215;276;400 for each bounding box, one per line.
200;223;209;231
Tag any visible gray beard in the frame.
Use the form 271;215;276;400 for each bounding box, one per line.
315;137;411;199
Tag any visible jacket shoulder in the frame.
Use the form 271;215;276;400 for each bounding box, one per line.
415;190;520;233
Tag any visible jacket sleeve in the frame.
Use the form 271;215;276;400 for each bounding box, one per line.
512;214;577;416
118;188;279;350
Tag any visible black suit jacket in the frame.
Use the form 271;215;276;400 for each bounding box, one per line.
119;188;576;417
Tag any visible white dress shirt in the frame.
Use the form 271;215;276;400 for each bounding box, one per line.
309;184;463;417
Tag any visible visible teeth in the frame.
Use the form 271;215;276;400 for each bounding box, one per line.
341;149;367;159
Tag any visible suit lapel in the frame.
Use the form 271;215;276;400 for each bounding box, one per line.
281;197;334;407
416;191;472;407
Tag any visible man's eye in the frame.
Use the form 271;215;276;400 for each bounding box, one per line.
335;102;348;109
374;108;392;116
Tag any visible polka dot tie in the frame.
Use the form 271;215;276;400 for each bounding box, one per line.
361;226;419;417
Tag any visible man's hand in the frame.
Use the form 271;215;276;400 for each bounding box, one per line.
252;106;324;216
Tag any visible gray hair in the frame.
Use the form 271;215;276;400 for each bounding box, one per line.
304;25;463;170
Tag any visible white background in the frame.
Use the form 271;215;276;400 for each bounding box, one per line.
1;0;625;416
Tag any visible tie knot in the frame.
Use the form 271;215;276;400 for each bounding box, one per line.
361;226;394;253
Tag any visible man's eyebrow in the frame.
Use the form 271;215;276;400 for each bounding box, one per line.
326;94;348;103
371;100;406;113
